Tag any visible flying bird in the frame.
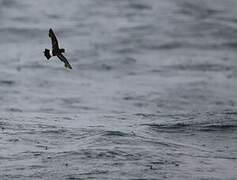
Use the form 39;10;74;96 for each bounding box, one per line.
44;28;72;69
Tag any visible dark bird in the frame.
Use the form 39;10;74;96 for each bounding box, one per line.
44;28;72;69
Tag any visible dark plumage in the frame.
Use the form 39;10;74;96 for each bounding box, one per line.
44;49;51;59
44;28;72;69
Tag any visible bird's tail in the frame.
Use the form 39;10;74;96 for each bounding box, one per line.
44;49;51;60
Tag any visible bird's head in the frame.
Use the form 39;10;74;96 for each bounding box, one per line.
60;48;65;53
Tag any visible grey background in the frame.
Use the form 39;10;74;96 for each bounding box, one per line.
0;0;237;179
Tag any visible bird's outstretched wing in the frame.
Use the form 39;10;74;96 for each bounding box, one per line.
49;28;59;50
57;54;72;69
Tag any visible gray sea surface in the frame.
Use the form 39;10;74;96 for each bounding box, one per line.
0;0;237;179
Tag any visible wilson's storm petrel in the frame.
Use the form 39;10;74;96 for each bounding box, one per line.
44;28;72;69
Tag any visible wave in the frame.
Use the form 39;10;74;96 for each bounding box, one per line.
145;120;237;133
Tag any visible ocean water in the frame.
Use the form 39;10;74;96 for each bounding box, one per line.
0;0;237;179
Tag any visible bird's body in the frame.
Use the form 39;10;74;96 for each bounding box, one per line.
44;28;72;69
